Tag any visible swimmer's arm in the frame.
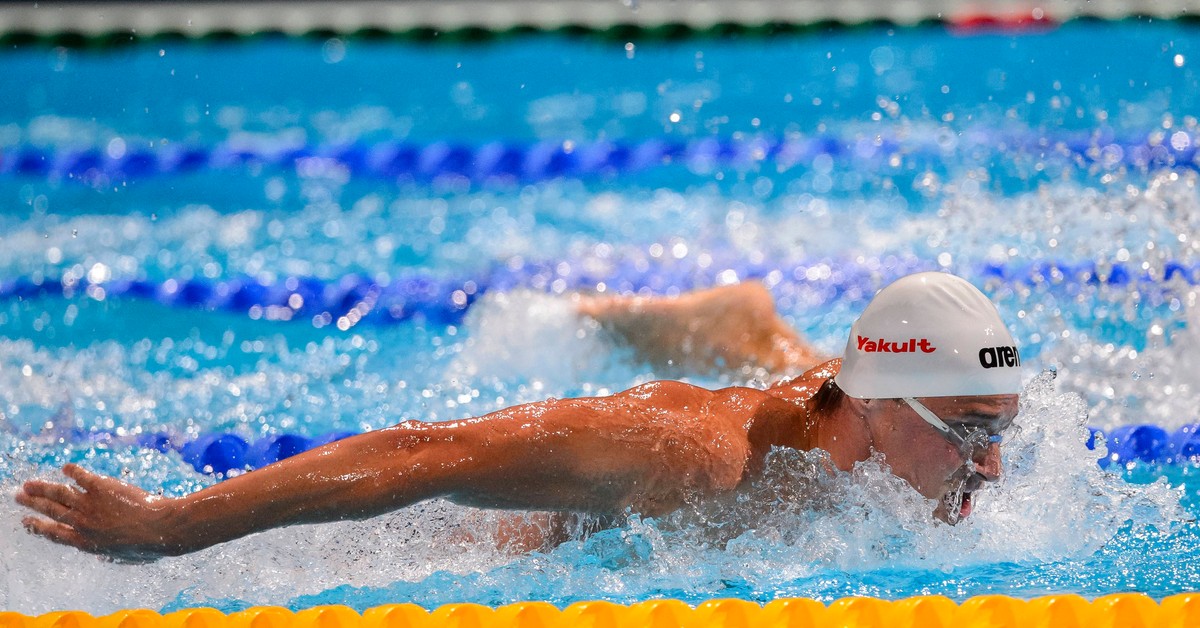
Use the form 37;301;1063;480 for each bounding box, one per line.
17;425;476;561
575;281;824;374
16;382;730;560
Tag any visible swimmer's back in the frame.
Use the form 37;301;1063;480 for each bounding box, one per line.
440;377;820;516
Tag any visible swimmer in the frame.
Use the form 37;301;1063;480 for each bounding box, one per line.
15;272;1020;562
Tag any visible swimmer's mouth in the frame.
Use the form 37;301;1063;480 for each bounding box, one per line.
941;477;983;525
940;490;970;525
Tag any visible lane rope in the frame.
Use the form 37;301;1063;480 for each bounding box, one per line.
5;4;1199;47
2;594;1198;627
1;257;1195;328
0;4;1081;47
1;132;1196;186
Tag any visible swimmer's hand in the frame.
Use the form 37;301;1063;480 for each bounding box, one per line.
15;463;176;563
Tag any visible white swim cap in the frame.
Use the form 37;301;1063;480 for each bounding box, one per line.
834;272;1022;399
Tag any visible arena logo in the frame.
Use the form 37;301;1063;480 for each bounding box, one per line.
978;345;1021;369
856;336;936;353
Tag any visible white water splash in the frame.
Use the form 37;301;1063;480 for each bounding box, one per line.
447;290;649;396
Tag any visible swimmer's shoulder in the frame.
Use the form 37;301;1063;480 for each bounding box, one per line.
703;358;839;414
763;358;842;406
704;360;839;464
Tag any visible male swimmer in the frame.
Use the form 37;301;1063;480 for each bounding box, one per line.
15;272;1020;562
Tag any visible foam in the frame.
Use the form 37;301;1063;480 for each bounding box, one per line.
446;289;653;398
0;480;516;613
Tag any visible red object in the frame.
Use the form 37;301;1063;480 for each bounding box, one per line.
949;10;1059;33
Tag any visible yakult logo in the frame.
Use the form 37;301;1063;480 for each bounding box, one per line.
856;336;936;353
979;345;1021;369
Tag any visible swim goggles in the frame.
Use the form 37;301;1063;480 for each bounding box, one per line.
902;397;1004;459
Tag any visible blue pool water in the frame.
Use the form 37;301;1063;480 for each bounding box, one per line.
3;19;1200;613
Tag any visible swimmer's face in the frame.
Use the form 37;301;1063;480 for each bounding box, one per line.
867;394;1019;524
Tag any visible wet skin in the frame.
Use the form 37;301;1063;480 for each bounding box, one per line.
761;361;1019;523
15;373;806;561
15;358;1017;561
852;395;1019;522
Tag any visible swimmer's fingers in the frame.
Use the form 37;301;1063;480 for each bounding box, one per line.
19;478;83;508
17;466;167;562
63;463;107;492
16;493;74;524
15;485;80;525
60;463;155;509
21;515;92;551
21;514;154;563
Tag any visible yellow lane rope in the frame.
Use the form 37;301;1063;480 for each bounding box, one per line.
4;594;1200;628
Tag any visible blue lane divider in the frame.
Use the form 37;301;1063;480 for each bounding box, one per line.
1090;424;1200;467
136;430;358;475
2;130;1199;185
2;258;1199;327
21;421;1200;478
166;423;1200;475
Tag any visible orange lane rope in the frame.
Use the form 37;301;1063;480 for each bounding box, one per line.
4;594;1200;628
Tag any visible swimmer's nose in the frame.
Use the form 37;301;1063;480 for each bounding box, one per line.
974;442;1002;481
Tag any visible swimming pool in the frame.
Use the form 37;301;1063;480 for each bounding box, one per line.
2;16;1200;615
